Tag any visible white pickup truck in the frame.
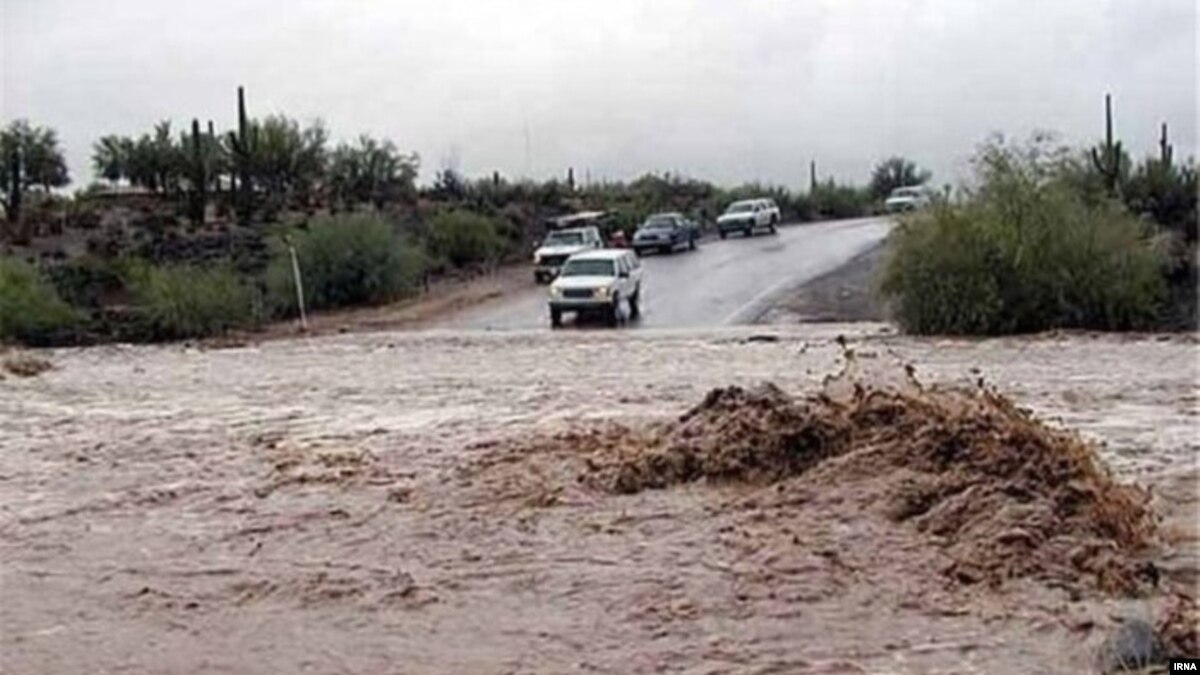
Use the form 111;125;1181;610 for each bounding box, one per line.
532;226;604;283
547;249;643;327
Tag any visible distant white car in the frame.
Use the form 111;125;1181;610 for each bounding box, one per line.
533;226;604;283
717;199;781;238
547;249;643;327
885;186;934;213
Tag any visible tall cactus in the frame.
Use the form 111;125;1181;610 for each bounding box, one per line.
207;120;219;193
1090;93;1125;195
4;142;19;228
1159;122;1174;167
187;119;208;225
227;86;256;224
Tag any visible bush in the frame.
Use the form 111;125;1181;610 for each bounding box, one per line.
0;257;81;345
811;182;873;219
880;139;1166;335
43;256;124;309
124;260;255;340
266;213;427;315
426;210;509;268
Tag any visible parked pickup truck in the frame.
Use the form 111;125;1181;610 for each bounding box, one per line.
547;249;643;327
532;226;603;283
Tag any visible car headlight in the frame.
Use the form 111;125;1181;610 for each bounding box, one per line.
549;286;562;297
593;286;611;299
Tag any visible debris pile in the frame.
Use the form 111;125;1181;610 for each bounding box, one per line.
571;368;1155;593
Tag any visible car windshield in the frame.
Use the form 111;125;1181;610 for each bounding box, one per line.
890;188;922;198
544;231;584;246
726;202;756;214
559;259;615;277
642;216;676;230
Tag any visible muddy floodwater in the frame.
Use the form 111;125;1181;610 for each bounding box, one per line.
1;325;1197;674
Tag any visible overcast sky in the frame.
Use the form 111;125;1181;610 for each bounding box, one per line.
2;0;1196;189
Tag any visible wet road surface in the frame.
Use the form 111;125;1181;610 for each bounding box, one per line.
440;216;893;329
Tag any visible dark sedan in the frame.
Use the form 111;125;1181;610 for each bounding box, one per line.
632;213;700;255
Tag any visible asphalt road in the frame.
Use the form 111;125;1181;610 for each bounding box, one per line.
439;216;894;330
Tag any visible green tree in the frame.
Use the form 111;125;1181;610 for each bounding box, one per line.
329;135;418;209
869;156;931;200
251;115;328;209
0;120;70;237
93;135;134;184
116;121;183;193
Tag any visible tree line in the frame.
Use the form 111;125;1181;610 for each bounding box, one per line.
4;85;940;238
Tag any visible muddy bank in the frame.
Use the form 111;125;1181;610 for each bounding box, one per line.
1;326;1196;674
760;242;886;324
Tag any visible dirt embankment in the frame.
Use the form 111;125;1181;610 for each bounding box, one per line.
760;242;887;324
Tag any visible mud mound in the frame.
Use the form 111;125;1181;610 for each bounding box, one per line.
575;376;1155;593
3;354;54;378
1157;593;1199;658
588;383;850;494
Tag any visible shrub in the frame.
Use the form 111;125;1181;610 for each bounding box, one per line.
266;213;427;315
811;181;873;219
0;257;81;345
124;260;255;340
426;210;509;268
880;138;1166;335
43;256;124;309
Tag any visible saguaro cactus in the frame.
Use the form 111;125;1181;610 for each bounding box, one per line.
187;118;208;225
227;86;256;224
1090;94;1125;195
4;143;19;228
1159;122;1174;167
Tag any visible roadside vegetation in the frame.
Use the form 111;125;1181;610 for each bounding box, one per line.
0;257;80;346
0;86;888;346
881;98;1196;334
2;89;1191;344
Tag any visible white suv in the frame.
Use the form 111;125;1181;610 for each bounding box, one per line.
885;186;934;213
548;249;643;327
533;226;604;283
717;198;781;238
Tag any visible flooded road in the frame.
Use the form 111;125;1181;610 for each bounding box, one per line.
1;326;1196;674
440;217;894;330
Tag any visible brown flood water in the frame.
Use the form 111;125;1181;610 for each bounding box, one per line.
1;325;1197;674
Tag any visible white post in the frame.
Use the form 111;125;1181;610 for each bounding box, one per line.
288;244;308;332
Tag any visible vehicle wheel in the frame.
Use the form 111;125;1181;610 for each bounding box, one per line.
633;248;643;257
768;223;778;235
688;236;696;250
743;228;752;238
534;272;545;284
628;287;641;319
719;230;727;240
607;295;621;326
550;308;563;328
658;245;670;255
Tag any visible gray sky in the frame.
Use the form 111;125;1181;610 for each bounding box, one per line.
3;0;1196;189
